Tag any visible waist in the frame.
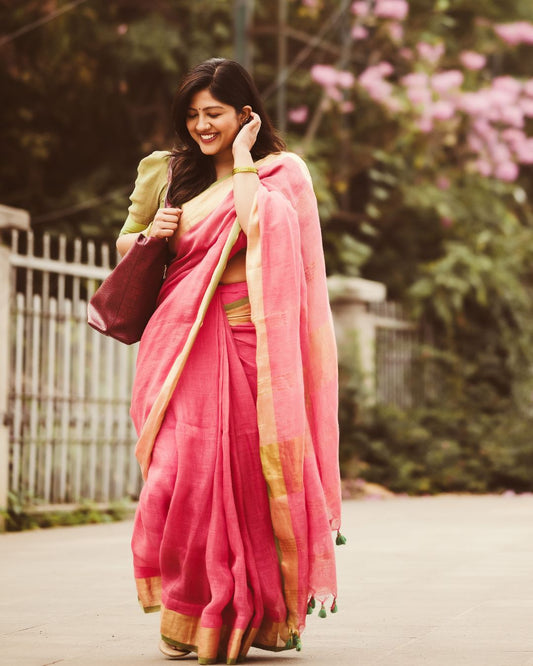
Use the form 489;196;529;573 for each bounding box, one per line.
218;282;251;325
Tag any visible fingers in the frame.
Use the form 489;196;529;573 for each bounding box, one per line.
234;113;261;153
150;207;182;238
248;111;261;127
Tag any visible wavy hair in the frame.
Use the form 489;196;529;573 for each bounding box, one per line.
167;58;285;206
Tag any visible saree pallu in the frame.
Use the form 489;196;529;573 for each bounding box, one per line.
130;152;341;664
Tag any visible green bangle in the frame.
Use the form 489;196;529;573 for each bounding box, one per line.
232;166;259;175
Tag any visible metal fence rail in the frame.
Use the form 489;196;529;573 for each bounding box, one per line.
370;301;429;409
4;229;425;508
7;230;141;505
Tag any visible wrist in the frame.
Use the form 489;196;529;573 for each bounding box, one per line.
232;145;252;162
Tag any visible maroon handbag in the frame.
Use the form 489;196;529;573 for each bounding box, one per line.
87;234;169;345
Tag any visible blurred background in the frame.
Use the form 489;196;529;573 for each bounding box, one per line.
2;0;533;529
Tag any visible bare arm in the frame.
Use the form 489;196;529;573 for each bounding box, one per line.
232;112;262;235
116;232;141;257
115;207;182;257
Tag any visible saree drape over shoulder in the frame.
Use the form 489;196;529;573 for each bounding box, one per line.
130;152;341;665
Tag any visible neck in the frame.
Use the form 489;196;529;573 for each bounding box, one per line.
213;150;234;180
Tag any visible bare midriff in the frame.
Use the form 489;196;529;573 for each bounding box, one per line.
220;248;246;284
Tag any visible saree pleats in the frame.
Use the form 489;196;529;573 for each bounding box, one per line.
133;283;290;662
130;152;341;663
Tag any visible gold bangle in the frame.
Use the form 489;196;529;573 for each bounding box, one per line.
232;166;258;176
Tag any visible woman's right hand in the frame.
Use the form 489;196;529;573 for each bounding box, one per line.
149;207;182;238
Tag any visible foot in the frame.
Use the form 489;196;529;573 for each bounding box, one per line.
159;639;190;659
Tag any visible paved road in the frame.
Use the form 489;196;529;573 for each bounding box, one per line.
1;495;533;666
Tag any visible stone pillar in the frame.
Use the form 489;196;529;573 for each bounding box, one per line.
328;275;386;401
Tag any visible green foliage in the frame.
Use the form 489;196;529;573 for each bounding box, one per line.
339;400;533;495
0;0;234;241
3;0;533;493
5;492;132;532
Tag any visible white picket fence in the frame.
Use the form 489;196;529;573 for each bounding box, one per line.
6;229;142;506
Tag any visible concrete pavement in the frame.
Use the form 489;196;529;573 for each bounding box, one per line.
1;494;533;666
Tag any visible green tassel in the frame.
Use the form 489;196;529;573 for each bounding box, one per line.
318;603;327;618
287;631;302;651
307;596;316;614
330;600;338;613
310;596;316;609
307;603;313;615
336;530;347;546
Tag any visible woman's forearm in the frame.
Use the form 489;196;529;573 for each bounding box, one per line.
232;147;259;236
116;231;142;257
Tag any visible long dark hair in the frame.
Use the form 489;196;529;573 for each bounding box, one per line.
167;58;285;206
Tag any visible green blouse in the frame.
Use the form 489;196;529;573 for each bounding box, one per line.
119;150;171;236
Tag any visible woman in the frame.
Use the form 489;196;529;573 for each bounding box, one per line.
117;58;342;664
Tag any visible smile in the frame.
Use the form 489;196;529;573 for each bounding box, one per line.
200;134;218;143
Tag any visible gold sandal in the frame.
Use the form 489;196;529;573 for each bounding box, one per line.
159;639;191;659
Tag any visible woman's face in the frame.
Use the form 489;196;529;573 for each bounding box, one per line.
186;89;248;163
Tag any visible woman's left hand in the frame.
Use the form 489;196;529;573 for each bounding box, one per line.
232;112;261;156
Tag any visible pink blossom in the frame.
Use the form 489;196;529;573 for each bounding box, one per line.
337;70;356;88
472;119;497;142
489;142;511;164
374;0;409;21
436;176;451;190
460;51;486;71
459;91;492;116
302;0;319;6
377;62;394;77
401;72;429;88
440;217;453;228
474;159;493;177
430;100;455;121
416;116;433;133
325;86;343;102
359;70;394;105
383;97;403;113
406;86;432;106
519;98;533;117
351;1;369;17
431;70;464;94
417;42;445;64
359;63;393;87
311;65;355;105
117;23;128;35
468;134;484;153
387;21;404;42
501;128;526;148
498;105;524;128
467;134;485;155
311;64;338;88
515;139;533;164
352;25;369;40
494;161;519;182
494;22;533;46
288;106;309;123
492;76;522;97
363;79;394;103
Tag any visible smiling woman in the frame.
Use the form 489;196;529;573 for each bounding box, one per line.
185;92;249;163
114;58;342;665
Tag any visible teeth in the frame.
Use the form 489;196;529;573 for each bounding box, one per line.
201;134;216;140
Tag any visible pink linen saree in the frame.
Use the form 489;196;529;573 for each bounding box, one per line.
130;152;341;664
